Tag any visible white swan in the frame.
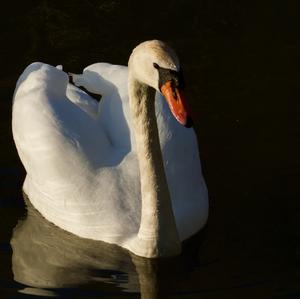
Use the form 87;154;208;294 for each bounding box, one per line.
12;40;208;258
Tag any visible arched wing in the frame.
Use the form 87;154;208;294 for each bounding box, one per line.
12;63;112;193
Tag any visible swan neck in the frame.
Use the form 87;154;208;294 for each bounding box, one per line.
128;72;181;257
129;77;167;205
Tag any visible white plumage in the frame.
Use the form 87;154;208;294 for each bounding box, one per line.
12;40;208;257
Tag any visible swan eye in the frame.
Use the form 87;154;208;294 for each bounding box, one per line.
153;63;160;69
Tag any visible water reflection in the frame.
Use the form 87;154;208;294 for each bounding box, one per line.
10;195;163;298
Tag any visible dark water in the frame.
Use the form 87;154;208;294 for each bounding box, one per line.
1;1;299;298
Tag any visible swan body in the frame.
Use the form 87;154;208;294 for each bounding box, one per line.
12;40;208;258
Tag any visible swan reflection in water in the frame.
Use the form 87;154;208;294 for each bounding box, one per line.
11;194;204;298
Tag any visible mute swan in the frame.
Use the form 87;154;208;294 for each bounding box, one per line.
12;40;208;258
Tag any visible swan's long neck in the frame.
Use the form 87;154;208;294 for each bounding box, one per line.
128;73;181;257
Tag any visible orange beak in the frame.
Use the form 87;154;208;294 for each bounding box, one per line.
161;81;193;128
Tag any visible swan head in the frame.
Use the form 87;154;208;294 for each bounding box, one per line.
129;40;193;128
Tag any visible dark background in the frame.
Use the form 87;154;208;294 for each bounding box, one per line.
0;1;299;298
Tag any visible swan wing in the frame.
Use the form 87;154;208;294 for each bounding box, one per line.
71;63;132;149
12;62;113;196
71;63;128;96
66;82;99;119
